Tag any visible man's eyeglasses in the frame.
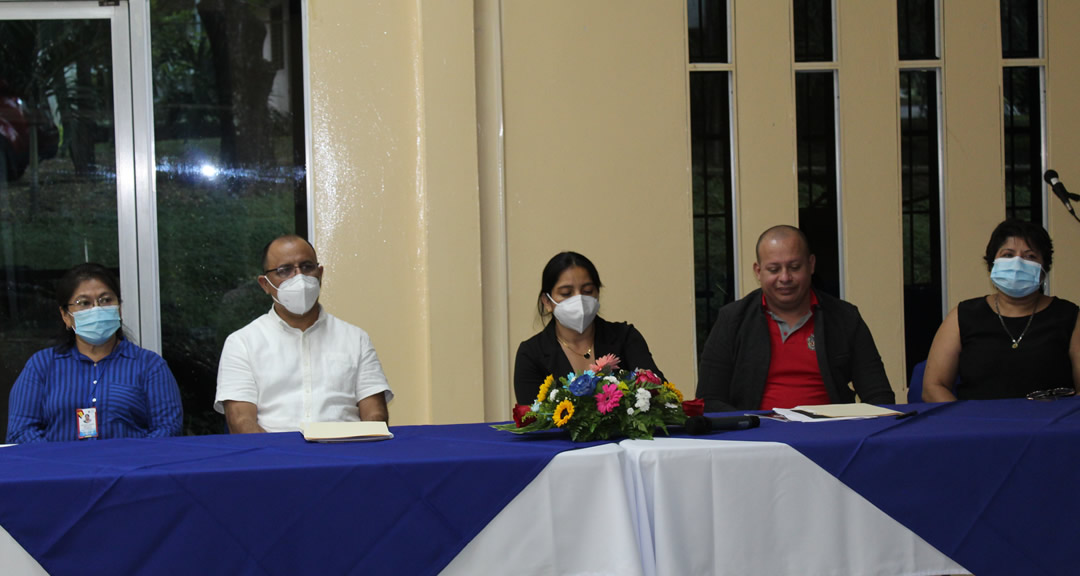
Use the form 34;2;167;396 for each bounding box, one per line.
263;262;320;280
1025;387;1077;401
67;294;118;312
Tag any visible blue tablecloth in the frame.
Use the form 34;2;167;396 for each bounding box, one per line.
2;399;1078;575
712;398;1080;576
0;424;593;576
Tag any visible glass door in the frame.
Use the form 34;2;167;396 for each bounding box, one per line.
0;2;140;437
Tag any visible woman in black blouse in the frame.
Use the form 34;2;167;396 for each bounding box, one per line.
513;251;665;406
922;219;1080;401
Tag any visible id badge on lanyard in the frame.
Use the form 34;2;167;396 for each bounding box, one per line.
76;407;98;439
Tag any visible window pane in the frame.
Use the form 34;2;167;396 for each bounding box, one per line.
900;70;942;381
1001;0;1040;59
795;71;839;298
1003;67;1043;222
794;0;833;62
688;0;728;63
0;18;119;438
152;1;307;435
898;0;937;60
690;72;734;354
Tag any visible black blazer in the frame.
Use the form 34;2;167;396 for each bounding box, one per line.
513;316;665;406
696;288;894;412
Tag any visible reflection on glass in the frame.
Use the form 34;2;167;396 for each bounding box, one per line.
795;71;839;298
0;18;118;437
1003;66;1042;222
1001;0;1040;59
900;69;942;382
690;72;734;354
152;1;307;435
898;0;936;61
688;0;728;64
793;0;833;63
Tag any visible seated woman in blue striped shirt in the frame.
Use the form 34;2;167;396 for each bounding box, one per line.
6;263;183;443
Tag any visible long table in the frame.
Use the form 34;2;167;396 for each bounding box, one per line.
2;398;1078;575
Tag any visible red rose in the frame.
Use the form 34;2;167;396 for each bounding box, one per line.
512;404;536;428
682;398;705;418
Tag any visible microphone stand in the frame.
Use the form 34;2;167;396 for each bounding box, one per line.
1057;190;1080;224
1044;169;1080;224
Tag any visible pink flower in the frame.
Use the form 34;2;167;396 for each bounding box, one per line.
589;353;621;373
595;383;624;414
635;369;662;386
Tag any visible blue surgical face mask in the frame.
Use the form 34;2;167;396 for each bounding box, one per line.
990;256;1044;298
71;305;122;346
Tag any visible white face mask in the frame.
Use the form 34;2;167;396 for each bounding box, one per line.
548;293;599;334
266;273;321;315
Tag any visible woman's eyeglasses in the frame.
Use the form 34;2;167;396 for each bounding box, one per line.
67;294;117;312
1025;387;1077;401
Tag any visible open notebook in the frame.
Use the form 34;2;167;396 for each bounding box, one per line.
301;421;394;443
771;404;906;422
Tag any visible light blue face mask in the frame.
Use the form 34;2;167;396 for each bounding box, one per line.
71;305;122;346
990;256;1044;298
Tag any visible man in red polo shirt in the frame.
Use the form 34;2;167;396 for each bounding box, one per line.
695;225;894;412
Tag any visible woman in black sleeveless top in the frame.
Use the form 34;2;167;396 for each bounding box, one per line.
922;220;1080;401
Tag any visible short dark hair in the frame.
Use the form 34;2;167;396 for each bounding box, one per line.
261;234;316;271
983;219;1054;272
755;225;812;262
54;263;125;350
536;251;603;320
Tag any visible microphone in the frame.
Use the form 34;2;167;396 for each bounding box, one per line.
1044;170;1079;218
684;415;760;435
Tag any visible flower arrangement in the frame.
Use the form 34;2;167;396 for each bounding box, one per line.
492;354;689;442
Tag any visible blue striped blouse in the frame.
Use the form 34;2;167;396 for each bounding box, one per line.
6;339;183;443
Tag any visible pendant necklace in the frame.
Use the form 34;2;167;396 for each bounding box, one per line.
556;335;593;359
993;293;1037;349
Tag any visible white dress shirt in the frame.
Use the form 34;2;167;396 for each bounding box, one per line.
214;306;393;433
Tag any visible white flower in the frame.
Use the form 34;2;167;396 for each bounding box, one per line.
627;407;635;415
604;376;618;384
635;389;652;412
665;403;678;409
549;389;559;402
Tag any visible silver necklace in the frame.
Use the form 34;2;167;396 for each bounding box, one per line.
993;294;1037;349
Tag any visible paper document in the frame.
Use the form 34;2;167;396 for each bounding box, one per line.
301;421;394;443
772;404;903;422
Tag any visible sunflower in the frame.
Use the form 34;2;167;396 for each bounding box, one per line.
537;374;555;404
553;399;575;427
663;381;684;403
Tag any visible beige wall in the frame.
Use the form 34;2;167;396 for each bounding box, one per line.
942;0;1006;308
1047;0;1080;302
305;0;1080;423
307;0;484;425
836;0;905;397
498;0;697;405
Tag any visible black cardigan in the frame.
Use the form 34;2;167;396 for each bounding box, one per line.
513;316;665;406
696;288;894;412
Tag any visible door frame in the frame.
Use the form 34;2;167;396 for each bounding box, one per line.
0;0;160;351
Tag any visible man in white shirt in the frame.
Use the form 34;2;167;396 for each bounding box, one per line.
215;235;392;433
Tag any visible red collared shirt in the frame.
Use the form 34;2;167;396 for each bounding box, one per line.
758;292;830;410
